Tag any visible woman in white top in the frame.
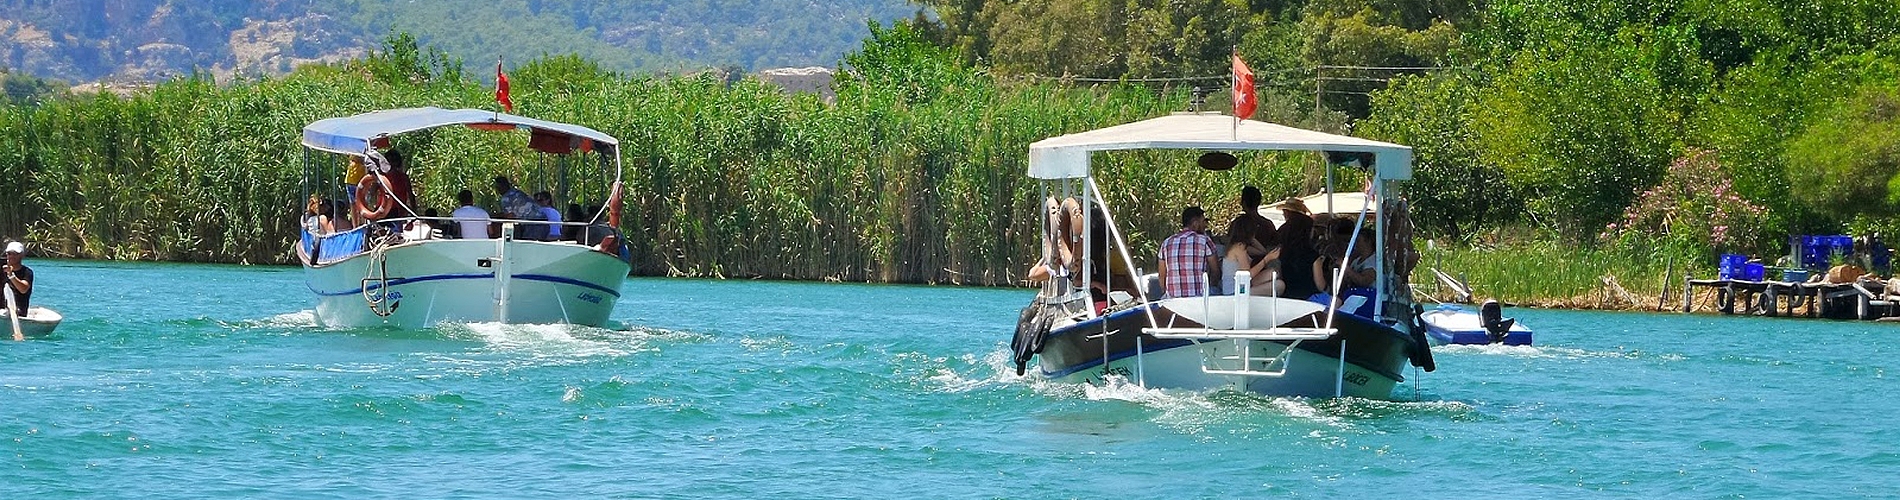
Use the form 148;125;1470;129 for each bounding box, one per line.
1221;219;1285;296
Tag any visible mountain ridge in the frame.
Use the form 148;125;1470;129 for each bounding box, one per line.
0;0;919;84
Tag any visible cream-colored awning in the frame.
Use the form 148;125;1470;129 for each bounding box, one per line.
1027;112;1412;181
1263;191;1378;225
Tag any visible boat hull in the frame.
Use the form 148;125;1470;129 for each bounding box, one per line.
2;307;62;337
1033;300;1416;399
304;238;628;329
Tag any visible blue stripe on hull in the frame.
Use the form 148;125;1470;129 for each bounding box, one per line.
308;272;622;298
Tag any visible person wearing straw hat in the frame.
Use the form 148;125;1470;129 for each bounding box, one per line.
3;241;33;317
1275;197;1325;300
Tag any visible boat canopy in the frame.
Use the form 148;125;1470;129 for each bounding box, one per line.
1027;112;1412;181
301;107;620;156
1263;191;1377;225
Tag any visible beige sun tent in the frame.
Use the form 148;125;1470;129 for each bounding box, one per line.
1264;191;1378;225
1026;112;1413;181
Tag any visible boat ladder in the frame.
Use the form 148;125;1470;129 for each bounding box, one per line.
361;241;402;317
1144;327;1337;378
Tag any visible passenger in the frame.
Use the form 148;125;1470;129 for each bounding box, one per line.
403;208;439;242
451;189;492;239
303;195;335;235
1341;228;1377;289
331;199;356;230
343;157;367;227
534;191;565;241
1158;206;1219;298
1060;197;1084;276
566;203;587;242
1314;221;1355;292
492;176;536;220
4;241;33;340
316;197;339;233
382;150;417;218
1226;185;1277;250
1026;197;1067;283
1222;218;1284;296
1275;197;1324;300
1088;204;1134;305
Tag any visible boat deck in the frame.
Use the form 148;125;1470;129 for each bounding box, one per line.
1682;277;1898;320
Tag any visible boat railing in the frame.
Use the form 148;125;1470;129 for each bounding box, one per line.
353;215;620;243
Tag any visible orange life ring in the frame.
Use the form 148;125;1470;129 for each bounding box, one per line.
354;173;394;220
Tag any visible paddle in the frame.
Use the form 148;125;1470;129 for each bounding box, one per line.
3;273;20;341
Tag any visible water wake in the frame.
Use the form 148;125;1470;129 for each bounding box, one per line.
968;347;1480;434
1434;343;1654;360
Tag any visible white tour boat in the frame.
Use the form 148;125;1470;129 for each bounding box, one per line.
1009;112;1436;399
297;107;632;328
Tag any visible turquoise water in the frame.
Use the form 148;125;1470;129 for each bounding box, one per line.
4;259;1897;498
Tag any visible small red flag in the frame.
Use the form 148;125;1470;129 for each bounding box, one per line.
495;59;514;113
1232;52;1256;120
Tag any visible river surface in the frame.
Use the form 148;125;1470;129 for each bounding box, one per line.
2;259;1896;498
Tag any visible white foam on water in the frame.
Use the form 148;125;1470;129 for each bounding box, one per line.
434;322;698;364
1434;343;1647;360
979;348;1481;434
924;352;1005;393
226;310;322;330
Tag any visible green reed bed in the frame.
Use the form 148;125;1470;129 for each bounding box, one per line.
1418;240;1711;310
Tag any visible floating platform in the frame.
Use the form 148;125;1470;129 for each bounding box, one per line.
1682;278;1896;320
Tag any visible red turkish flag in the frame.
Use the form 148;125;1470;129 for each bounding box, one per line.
495;59;514;113
1232;52;1256;120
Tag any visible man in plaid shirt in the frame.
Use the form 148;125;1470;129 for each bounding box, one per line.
1159;206;1218;298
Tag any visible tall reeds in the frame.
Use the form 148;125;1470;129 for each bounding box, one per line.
0;57;1329;285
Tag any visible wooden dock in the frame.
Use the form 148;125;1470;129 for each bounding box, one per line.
1683;277;1896;320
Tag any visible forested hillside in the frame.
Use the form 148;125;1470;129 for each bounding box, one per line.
0;0;916;84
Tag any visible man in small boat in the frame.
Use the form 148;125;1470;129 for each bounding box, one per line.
4;241;34;318
1159;206;1218;298
452;189;492;239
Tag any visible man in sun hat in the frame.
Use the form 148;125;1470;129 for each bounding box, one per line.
3;241;34;318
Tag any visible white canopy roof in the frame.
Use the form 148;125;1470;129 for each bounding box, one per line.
1027;112;1412;181
302;107;619;156
1263;191;1377;225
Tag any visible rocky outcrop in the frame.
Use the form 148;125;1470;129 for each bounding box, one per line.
227;14;362;78
756;66;834;100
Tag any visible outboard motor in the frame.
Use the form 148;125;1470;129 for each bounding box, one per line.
1406;303;1436;372
1011;303;1053;376
1479;299;1515;344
